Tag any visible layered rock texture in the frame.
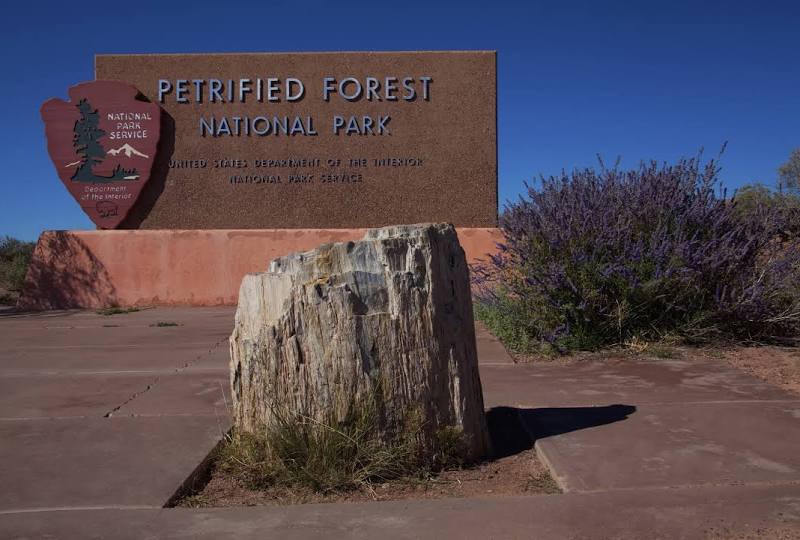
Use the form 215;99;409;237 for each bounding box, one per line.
229;223;490;462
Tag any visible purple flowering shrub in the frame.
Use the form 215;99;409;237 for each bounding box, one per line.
472;156;800;352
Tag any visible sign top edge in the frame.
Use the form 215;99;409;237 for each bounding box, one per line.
95;50;497;59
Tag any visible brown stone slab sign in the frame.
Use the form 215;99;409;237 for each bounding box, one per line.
95;51;497;229
40;81;161;229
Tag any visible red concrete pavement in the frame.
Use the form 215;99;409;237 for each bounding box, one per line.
1;307;798;539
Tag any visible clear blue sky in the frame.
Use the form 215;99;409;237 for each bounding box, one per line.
2;0;798;241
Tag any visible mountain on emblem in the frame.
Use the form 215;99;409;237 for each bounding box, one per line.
41;81;162;229
107;143;149;159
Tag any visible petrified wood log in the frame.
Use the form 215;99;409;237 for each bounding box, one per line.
229;223;490;461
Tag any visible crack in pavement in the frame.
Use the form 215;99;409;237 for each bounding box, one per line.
174;337;229;373
103;377;160;418
102;337;228;418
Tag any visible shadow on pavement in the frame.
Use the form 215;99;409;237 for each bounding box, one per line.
487;404;636;459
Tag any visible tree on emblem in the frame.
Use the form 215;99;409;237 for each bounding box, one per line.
71;99;137;183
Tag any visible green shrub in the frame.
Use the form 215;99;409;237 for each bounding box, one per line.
733;184;800;238
0;236;35;292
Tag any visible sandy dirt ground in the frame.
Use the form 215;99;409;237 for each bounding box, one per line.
178;446;559;507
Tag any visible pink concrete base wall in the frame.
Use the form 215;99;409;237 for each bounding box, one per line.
19;228;502;309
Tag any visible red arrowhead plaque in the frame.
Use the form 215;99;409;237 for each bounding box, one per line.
41;81;161;229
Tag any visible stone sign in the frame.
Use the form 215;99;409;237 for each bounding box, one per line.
95;51;497;229
40;81;161;229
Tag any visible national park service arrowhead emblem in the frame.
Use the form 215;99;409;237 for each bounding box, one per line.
41;81;161;229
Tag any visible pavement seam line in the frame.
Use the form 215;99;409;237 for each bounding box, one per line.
508;399;800;408
545;478;800;495
0;368;229;377
18;342;224;350
0;505;161;515
0;416;91;421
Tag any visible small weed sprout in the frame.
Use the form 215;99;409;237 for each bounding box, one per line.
96;306;140;316
150;321;180;327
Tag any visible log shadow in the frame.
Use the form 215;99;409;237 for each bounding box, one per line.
486;404;637;459
166;405;637;506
